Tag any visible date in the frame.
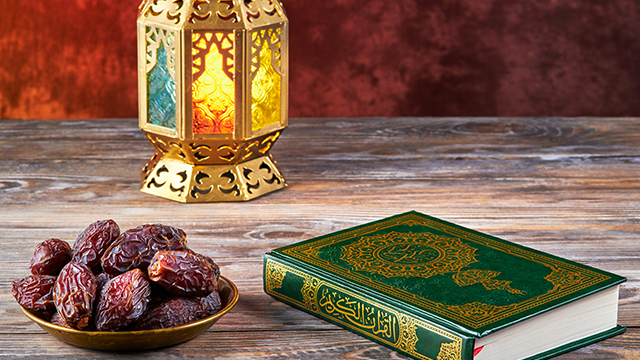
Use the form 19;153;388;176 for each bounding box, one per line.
134;292;219;330
101;224;187;275
134;296;201;330
93;272;115;312
15;221;227;333
12;275;57;320
190;251;220;281
53;262;97;330
95;272;115;291
72;220;120;271
200;289;222;317
148;251;217;296
51;312;74;329
95;269;151;331
29;238;72;276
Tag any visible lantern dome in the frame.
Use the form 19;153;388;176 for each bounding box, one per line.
138;0;287;30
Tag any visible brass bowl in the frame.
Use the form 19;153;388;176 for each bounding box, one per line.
20;275;238;351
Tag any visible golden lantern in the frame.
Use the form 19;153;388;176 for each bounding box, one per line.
137;0;288;202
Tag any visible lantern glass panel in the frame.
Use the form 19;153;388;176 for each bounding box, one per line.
192;31;235;135
146;27;177;130
250;27;282;132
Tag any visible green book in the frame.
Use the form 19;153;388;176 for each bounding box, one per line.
263;211;626;360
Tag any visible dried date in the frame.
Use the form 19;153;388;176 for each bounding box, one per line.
15;221;227;333
134;293;216;330
101;224;187;275
95;269;151;331
93;272;115;312
190;251;220;281
72;220;120;271
148;250;217;296
53;262;97;330
95;272;114;291
29;238;72;276
200;289;222;317
51;312;74;329
12;275;57;320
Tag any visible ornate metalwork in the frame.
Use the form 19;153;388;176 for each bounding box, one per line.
138;0;288;202
141;153;285;202
245;0;283;22
193;31;234;82
145;27;176;78
144;0;187;24
250;27;282;79
144;130;281;164
215;0;240;23
140;0;284;28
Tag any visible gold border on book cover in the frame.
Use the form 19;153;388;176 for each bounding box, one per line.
283;213;611;329
265;259;463;360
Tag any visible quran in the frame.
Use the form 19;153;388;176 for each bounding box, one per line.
263;211;625;360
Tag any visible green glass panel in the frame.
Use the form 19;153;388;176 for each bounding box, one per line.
147;29;176;130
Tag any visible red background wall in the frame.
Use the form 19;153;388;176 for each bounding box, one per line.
1;0;640;119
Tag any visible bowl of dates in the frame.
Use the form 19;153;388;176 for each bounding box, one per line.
13;221;239;351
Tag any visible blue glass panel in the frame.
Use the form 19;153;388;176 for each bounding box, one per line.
147;38;176;130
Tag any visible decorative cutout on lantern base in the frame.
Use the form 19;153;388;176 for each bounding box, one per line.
141;152;286;203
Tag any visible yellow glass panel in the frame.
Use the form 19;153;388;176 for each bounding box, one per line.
192;32;235;134
251;29;281;132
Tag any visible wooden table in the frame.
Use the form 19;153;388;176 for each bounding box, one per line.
1;117;638;359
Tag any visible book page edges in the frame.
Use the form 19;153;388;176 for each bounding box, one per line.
522;325;626;360
475;285;622;359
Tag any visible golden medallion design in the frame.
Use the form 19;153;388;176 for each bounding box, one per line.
341;231;478;279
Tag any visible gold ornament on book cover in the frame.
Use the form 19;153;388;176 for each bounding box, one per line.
264;259;464;360
340;232;479;278
341;231;524;296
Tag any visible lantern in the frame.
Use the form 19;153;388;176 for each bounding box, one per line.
137;0;288;202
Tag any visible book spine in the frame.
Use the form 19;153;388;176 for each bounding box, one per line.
264;254;474;360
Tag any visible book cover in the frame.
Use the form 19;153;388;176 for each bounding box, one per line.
263;211;626;360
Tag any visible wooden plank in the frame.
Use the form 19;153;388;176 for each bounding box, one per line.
1;117;638;358
0;328;638;359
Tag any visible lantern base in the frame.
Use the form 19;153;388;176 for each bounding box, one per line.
140;152;287;203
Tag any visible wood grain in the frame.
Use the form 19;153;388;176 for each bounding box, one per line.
0;117;638;359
